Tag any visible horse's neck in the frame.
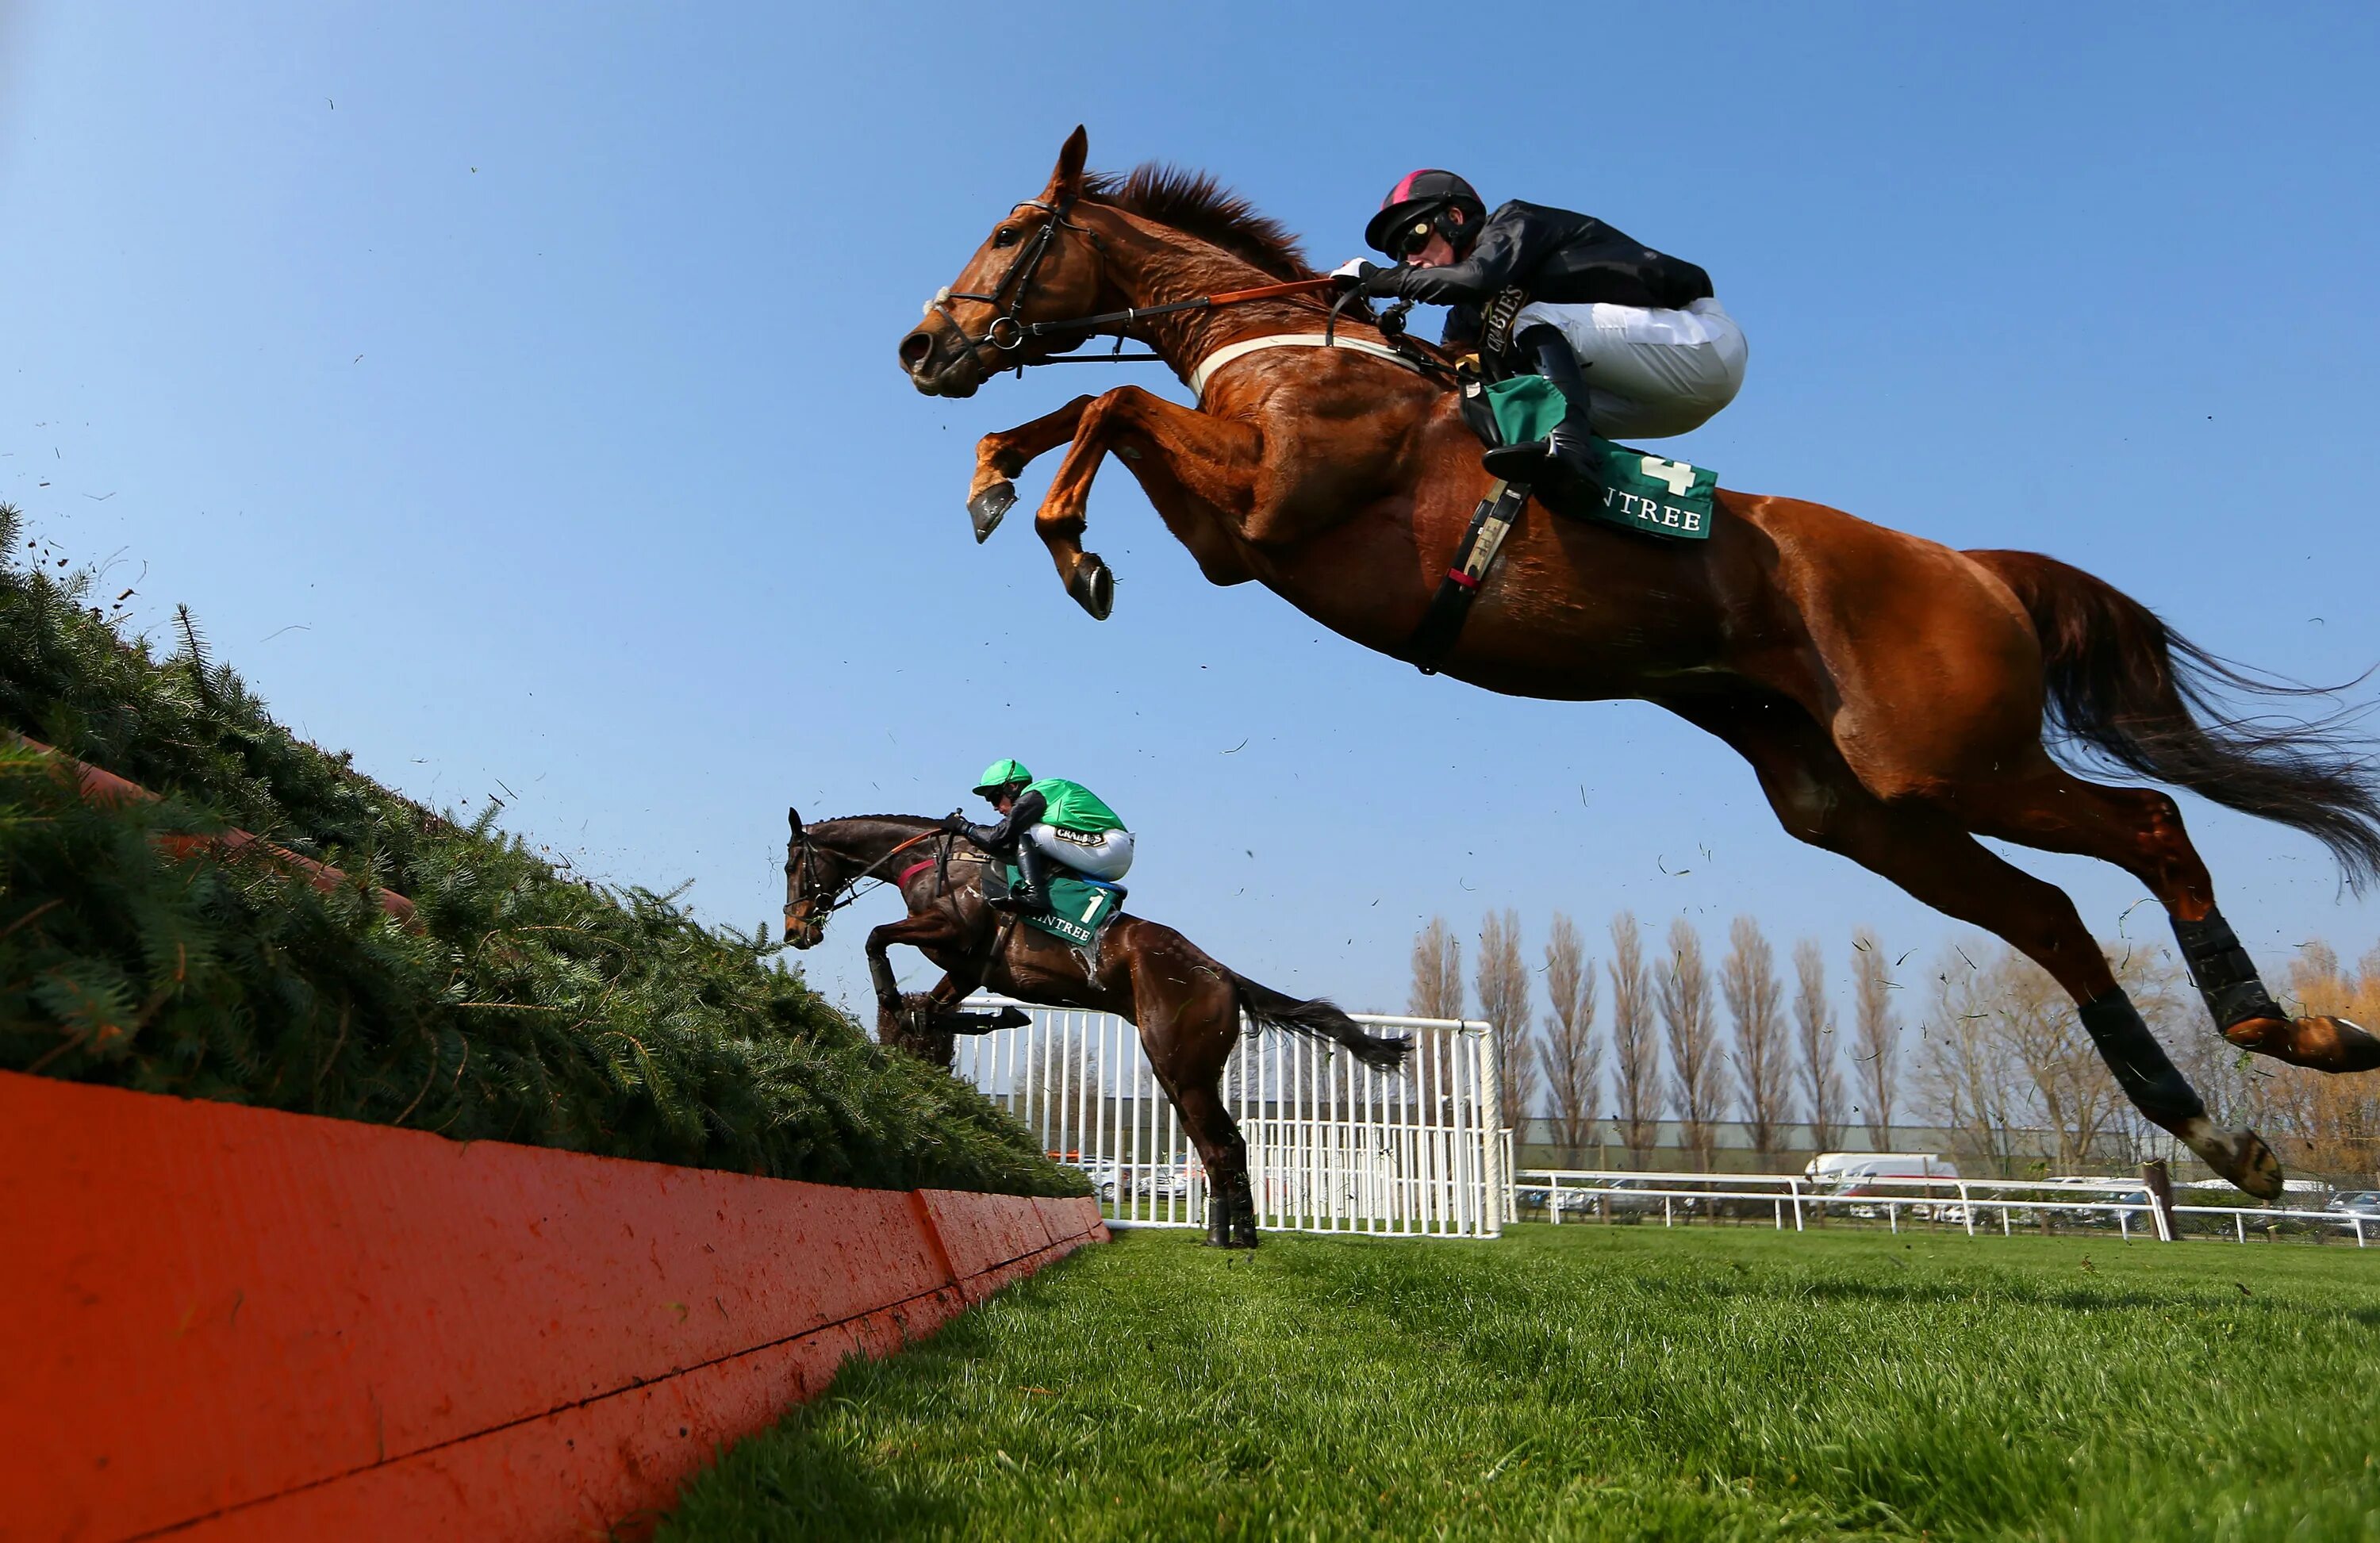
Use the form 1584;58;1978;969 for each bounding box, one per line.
1088;210;1334;374
817;816;937;869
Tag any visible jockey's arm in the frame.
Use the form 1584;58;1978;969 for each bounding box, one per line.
1361;216;1536;306
959;788;1048;853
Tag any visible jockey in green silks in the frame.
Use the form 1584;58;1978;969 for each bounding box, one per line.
953;758;1134;918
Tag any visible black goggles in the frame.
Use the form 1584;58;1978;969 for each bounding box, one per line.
1388;208;1453;261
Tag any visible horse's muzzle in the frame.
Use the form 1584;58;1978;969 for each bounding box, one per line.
897;319;985;399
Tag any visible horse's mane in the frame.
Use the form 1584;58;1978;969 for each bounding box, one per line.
1083;164;1314;281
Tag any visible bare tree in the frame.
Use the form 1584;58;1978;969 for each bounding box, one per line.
1475;908;1537;1132
1915;943;2019;1174
1794;939;1846;1154
1608;912;1660;1166
1660;917;1726;1170
1850;927;1901;1149
1987;945;2124;1170
1537;912;1601;1161
1722;916;1791;1162
1408;915;1464;1020
2267;941;2380;1179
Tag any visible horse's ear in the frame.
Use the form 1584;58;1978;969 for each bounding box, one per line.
1045;125;1088;204
788;806;803;835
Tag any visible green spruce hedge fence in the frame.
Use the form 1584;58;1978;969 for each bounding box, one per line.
0;506;1081;1197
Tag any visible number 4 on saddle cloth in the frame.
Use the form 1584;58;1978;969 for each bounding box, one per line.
983;862;1126;950
1477;374;1717;539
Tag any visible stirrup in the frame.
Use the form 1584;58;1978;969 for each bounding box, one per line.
1480;438;1551;482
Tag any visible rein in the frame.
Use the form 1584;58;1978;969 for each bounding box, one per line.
800;827;947;916
925;198;1384;374
1013;275;1342;366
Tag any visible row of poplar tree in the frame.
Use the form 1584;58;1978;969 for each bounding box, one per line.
1407;912;2380;1180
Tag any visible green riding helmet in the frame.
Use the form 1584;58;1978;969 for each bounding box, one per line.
973;758;1033;799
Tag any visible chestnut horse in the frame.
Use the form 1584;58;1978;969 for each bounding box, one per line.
782;810;1411;1246
895;127;2380;1198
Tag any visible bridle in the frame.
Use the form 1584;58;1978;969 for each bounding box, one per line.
921;196;1367;375
785;827;950;936
923;194;1096;364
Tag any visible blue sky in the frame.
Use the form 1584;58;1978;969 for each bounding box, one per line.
3;2;2375;1028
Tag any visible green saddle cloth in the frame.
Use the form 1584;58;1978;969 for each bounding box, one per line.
1484;375;1718;541
1004;863;1123;947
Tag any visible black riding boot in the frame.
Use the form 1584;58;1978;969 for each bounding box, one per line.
1480;324;1603;498
993;839;1055;918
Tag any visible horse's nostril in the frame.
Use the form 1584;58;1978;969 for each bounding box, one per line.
899;330;935;368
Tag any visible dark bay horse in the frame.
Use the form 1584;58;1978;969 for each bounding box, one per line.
782;810;1410;1246
895;127;2380;1199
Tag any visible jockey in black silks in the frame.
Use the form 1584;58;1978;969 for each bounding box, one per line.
1333;169;1748;501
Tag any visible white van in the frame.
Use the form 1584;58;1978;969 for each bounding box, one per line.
1805;1153;1961;1219
1804;1153;1960;1185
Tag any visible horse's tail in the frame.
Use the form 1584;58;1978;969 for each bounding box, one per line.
1230;973;1411;1070
1971;547;2380;888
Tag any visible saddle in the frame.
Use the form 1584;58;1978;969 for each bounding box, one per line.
1459;373;1720;539
1407;373;1724;675
983;862;1126;951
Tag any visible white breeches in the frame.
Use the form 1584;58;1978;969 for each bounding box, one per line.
1027;823;1134;881
1511;295;1748;439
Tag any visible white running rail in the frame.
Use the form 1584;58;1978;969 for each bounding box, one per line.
1517;1168;2375;1246
958;996;1505;1238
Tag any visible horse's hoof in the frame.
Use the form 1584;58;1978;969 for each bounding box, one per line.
969;480;1016;543
1068;554;1114;620
2225;1014;2380;1072
2181;1120;2284;1200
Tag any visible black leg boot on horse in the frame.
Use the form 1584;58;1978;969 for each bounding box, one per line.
1480;324;1603;505
1226;1170;1259;1248
1203;1171;1257;1249
2175;908;2380;1072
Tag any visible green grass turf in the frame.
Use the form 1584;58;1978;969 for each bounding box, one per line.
661;1223;2380;1541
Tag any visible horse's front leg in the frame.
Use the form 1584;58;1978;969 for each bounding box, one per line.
1029;385;1261;619
968;395;1096;542
864;914;966;1019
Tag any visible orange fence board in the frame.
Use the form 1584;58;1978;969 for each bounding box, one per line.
0;1071;1104;1542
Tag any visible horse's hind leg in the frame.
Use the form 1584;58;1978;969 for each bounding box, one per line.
1948;759;2380;1073
1686;699;2283;1197
1130;954;1257;1246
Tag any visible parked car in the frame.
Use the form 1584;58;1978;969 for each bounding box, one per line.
1131;1164;1196;1202
1069;1157;1120;1202
2323;1190;2380;1219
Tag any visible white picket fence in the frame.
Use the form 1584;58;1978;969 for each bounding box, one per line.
957;996;1505;1238
1518;1169;2378;1246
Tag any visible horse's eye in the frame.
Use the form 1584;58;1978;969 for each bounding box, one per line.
994;225;1021;248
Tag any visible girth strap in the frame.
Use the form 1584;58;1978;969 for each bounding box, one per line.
1404;478;1530;675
